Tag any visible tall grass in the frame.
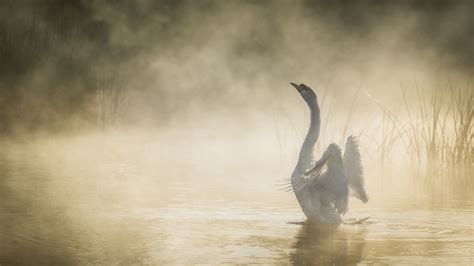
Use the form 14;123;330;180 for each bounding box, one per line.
400;84;473;175
95;79;135;129
308;81;473;199
353;82;473;192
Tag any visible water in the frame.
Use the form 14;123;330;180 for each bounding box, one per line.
1;134;473;264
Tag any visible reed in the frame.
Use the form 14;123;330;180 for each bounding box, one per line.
95;79;135;129
362;82;473;184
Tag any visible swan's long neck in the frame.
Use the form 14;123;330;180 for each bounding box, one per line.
293;100;320;178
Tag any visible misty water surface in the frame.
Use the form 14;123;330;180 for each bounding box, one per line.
0;131;473;264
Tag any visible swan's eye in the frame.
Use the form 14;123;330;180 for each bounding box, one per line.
300;88;308;95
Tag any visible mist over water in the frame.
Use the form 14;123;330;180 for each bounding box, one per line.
1;0;473;133
1;0;473;264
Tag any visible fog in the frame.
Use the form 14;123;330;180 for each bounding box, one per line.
1;0;473;133
0;1;473;264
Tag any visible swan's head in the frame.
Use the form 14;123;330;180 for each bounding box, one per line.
291;82;317;105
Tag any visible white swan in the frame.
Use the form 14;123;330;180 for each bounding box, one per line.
289;82;368;224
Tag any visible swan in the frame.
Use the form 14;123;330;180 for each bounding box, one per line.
289;82;368;224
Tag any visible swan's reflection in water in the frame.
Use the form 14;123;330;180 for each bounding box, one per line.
290;222;367;265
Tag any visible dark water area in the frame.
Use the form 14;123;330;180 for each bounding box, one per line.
0;135;473;264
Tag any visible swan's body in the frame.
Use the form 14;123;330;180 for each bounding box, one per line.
290;83;368;224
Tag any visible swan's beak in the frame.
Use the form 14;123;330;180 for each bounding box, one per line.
290;82;299;90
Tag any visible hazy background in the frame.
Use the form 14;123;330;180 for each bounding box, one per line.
0;0;473;135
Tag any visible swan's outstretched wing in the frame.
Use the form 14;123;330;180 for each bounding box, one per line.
293;144;349;214
301;144;345;189
343;136;363;182
300;164;349;215
290;158;326;192
343;136;368;202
